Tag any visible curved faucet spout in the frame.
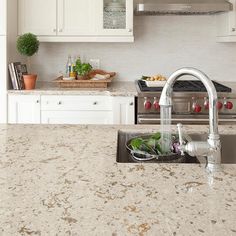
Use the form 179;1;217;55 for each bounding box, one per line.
159;67;221;172
159;67;219;137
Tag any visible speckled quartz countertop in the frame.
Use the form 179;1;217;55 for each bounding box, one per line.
7;81;137;97
0;124;235;236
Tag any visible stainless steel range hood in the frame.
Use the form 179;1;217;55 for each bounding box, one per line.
135;0;233;15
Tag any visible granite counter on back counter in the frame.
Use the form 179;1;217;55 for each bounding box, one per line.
0;124;235;236
7;81;138;97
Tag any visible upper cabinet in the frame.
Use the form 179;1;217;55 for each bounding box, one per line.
96;0;133;36
57;0;96;36
18;0;57;36
217;0;236;42
0;0;6;35
18;0;134;42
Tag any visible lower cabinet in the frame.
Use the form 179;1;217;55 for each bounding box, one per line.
8;94;135;125
8;95;41;124
112;96;135;125
41;111;113;124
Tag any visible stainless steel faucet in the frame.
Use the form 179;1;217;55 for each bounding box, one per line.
159;68;221;172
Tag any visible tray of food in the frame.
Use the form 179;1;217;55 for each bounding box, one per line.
53;70;116;89
141;75;167;87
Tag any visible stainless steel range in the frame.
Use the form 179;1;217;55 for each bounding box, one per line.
136;80;236;124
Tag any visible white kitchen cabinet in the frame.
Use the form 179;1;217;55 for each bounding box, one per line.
8;95;41;124
112;96;135;124
0;36;7;123
41;95;113;124
41;111;113;124
57;0;96;36
217;0;236;42
18;0;57;36
96;0;133;37
18;0;133;42
0;0;6;35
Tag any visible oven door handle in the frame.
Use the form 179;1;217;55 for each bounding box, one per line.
138;117;236;124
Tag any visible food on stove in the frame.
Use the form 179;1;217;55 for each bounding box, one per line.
142;75;167;81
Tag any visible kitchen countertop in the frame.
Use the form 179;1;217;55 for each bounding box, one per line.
7;80;236;97
0;124;235;236
7;81;138;97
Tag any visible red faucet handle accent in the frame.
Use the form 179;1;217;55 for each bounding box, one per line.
225;101;233;110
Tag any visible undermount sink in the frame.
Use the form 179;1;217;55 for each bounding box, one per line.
116;131;236;164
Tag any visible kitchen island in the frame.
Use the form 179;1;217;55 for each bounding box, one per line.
0;124;235;236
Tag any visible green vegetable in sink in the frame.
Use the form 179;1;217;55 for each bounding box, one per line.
130;132;164;155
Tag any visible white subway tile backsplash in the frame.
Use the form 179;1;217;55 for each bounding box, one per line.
31;16;236;82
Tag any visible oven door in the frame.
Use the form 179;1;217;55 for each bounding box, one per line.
137;114;236;125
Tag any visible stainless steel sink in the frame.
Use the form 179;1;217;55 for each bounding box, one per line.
116;131;236;164
116;131;199;164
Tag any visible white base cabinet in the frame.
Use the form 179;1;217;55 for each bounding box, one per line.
8;95;41;124
8;94;135;125
41;111;113;124
112;96;134;125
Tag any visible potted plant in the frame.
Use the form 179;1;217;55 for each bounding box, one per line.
74;59;93;80
17;33;40;90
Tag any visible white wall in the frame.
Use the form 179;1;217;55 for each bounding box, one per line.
31;15;236;82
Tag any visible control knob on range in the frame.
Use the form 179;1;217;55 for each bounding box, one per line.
204;97;209;110
144;97;152;110
192;97;202;113
217;101;223;110
153;97;160;110
224;97;233;110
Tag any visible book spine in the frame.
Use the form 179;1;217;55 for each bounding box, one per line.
11;63;20;90
8;64;17;90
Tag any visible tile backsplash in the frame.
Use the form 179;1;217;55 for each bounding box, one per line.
31;15;236;82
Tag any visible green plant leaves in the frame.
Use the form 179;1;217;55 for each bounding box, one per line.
74;59;93;76
17;33;39;57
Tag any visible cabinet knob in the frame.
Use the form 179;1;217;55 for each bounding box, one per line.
128;29;132;33
232;27;236;32
53;29;57;32
129;102;134;106
93;102;98;105
58;29;63;33
36;100;40;103
58;101;62;105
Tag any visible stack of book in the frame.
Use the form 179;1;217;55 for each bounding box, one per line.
8;62;28;90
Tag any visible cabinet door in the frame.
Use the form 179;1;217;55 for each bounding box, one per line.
228;0;236;35
0;0;6;35
0;36;7;123
96;0;133;36
41;111;113;124
113;97;135;124
18;0;57;35
57;0;96;36
8;95;41;124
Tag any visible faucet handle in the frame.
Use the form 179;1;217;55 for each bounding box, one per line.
177;123;185;155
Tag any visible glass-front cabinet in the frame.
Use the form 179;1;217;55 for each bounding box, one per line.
97;0;133;37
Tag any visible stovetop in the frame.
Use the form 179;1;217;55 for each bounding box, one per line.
138;80;232;93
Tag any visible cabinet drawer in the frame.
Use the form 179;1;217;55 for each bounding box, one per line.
41;95;112;111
